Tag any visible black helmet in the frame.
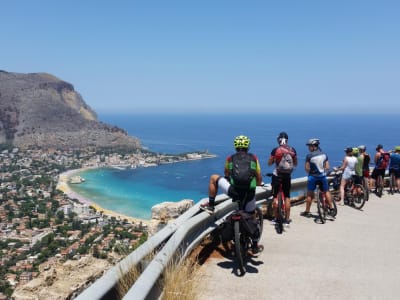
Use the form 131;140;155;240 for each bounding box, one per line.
278;131;288;139
376;144;383;151
277;131;288;145
345;147;353;153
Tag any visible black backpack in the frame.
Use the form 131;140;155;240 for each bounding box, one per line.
230;152;256;189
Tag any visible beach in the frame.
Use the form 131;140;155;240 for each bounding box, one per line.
56;168;151;227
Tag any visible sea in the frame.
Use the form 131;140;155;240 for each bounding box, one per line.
68;113;399;219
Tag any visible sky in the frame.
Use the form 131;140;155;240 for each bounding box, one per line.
1;1;399;114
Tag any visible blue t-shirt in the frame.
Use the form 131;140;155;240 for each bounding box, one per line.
389;152;400;169
306;150;328;177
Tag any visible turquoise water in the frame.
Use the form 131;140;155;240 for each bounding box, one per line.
68;114;400;219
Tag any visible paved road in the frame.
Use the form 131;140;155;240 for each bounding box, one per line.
196;191;400;300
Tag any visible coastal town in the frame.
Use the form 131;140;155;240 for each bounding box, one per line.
0;145;215;299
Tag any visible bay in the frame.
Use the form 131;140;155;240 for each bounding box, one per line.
69;114;400;219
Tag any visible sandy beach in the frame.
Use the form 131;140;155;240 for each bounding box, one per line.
56;168;151;226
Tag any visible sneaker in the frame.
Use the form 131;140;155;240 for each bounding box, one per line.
200;202;215;213
252;244;264;254
300;211;311;217
283;219;291;226
270;218;277;225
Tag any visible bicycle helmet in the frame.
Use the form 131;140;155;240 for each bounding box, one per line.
395;146;400;151
277;131;288;145
358;145;366;151
376;144;383;151
352;147;359;155
306;138;320;146
345;147;353;154
233;135;250;150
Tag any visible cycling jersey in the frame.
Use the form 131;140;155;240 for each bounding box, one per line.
306;150;328;177
389;152;400;170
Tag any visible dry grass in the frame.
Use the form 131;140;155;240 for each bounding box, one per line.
161;256;200;300
115;258;142;300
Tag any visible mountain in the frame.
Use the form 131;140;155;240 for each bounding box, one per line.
0;71;140;150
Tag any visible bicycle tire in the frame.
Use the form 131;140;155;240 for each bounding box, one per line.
316;189;326;224
376;175;383;197
255;207;264;237
277;192;284;233
352;184;366;209
330;196;337;217
389;173;396;195
234;220;245;275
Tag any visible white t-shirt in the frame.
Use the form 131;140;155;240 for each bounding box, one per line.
343;156;358;180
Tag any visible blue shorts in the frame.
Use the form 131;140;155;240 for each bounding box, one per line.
307;175;329;192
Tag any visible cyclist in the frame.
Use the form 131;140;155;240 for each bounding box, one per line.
389;146;400;193
268;131;297;225
301;138;334;216
353;147;364;196
371;144;389;194
358;145;371;192
337;147;358;205
200;135;264;253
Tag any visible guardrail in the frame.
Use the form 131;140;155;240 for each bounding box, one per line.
76;176;310;300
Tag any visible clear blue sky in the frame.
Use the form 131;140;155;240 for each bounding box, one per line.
2;1;399;114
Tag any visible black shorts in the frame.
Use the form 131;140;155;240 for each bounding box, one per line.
371;168;386;179
272;173;291;198
389;168;400;179
353;175;362;185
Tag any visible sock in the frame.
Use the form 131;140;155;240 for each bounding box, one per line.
208;197;215;206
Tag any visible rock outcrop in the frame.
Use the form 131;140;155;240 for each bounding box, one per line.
0;70;141;150
150;199;194;233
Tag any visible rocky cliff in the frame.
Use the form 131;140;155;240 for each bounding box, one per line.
0;70;140;150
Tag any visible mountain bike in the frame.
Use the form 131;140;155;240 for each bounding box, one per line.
316;180;337;224
266;173;286;234
229;198;264;275
332;171;366;209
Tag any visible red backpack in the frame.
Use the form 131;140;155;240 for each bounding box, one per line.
378;152;390;169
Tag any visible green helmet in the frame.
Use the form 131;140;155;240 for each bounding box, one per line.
395;146;400;151
352;147;359;155
234;135;250;150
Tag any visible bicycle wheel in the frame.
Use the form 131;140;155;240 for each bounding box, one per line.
330;197;337;217
276;192;284;233
316;189;326;224
376;175;383;197
352;184;366;209
389;173;396;195
255;207;264;238
234;220;245;275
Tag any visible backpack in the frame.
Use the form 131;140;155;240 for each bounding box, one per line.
230;152;256;189
219;211;260;241
276;145;295;174
378;152;390;169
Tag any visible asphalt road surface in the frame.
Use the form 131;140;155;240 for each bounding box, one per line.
196;191;400;300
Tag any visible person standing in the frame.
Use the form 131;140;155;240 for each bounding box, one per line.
358;145;371;192
301;138;334;216
337;147;358;205
371;144;389;193
389;146;400;193
268;131;297;225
